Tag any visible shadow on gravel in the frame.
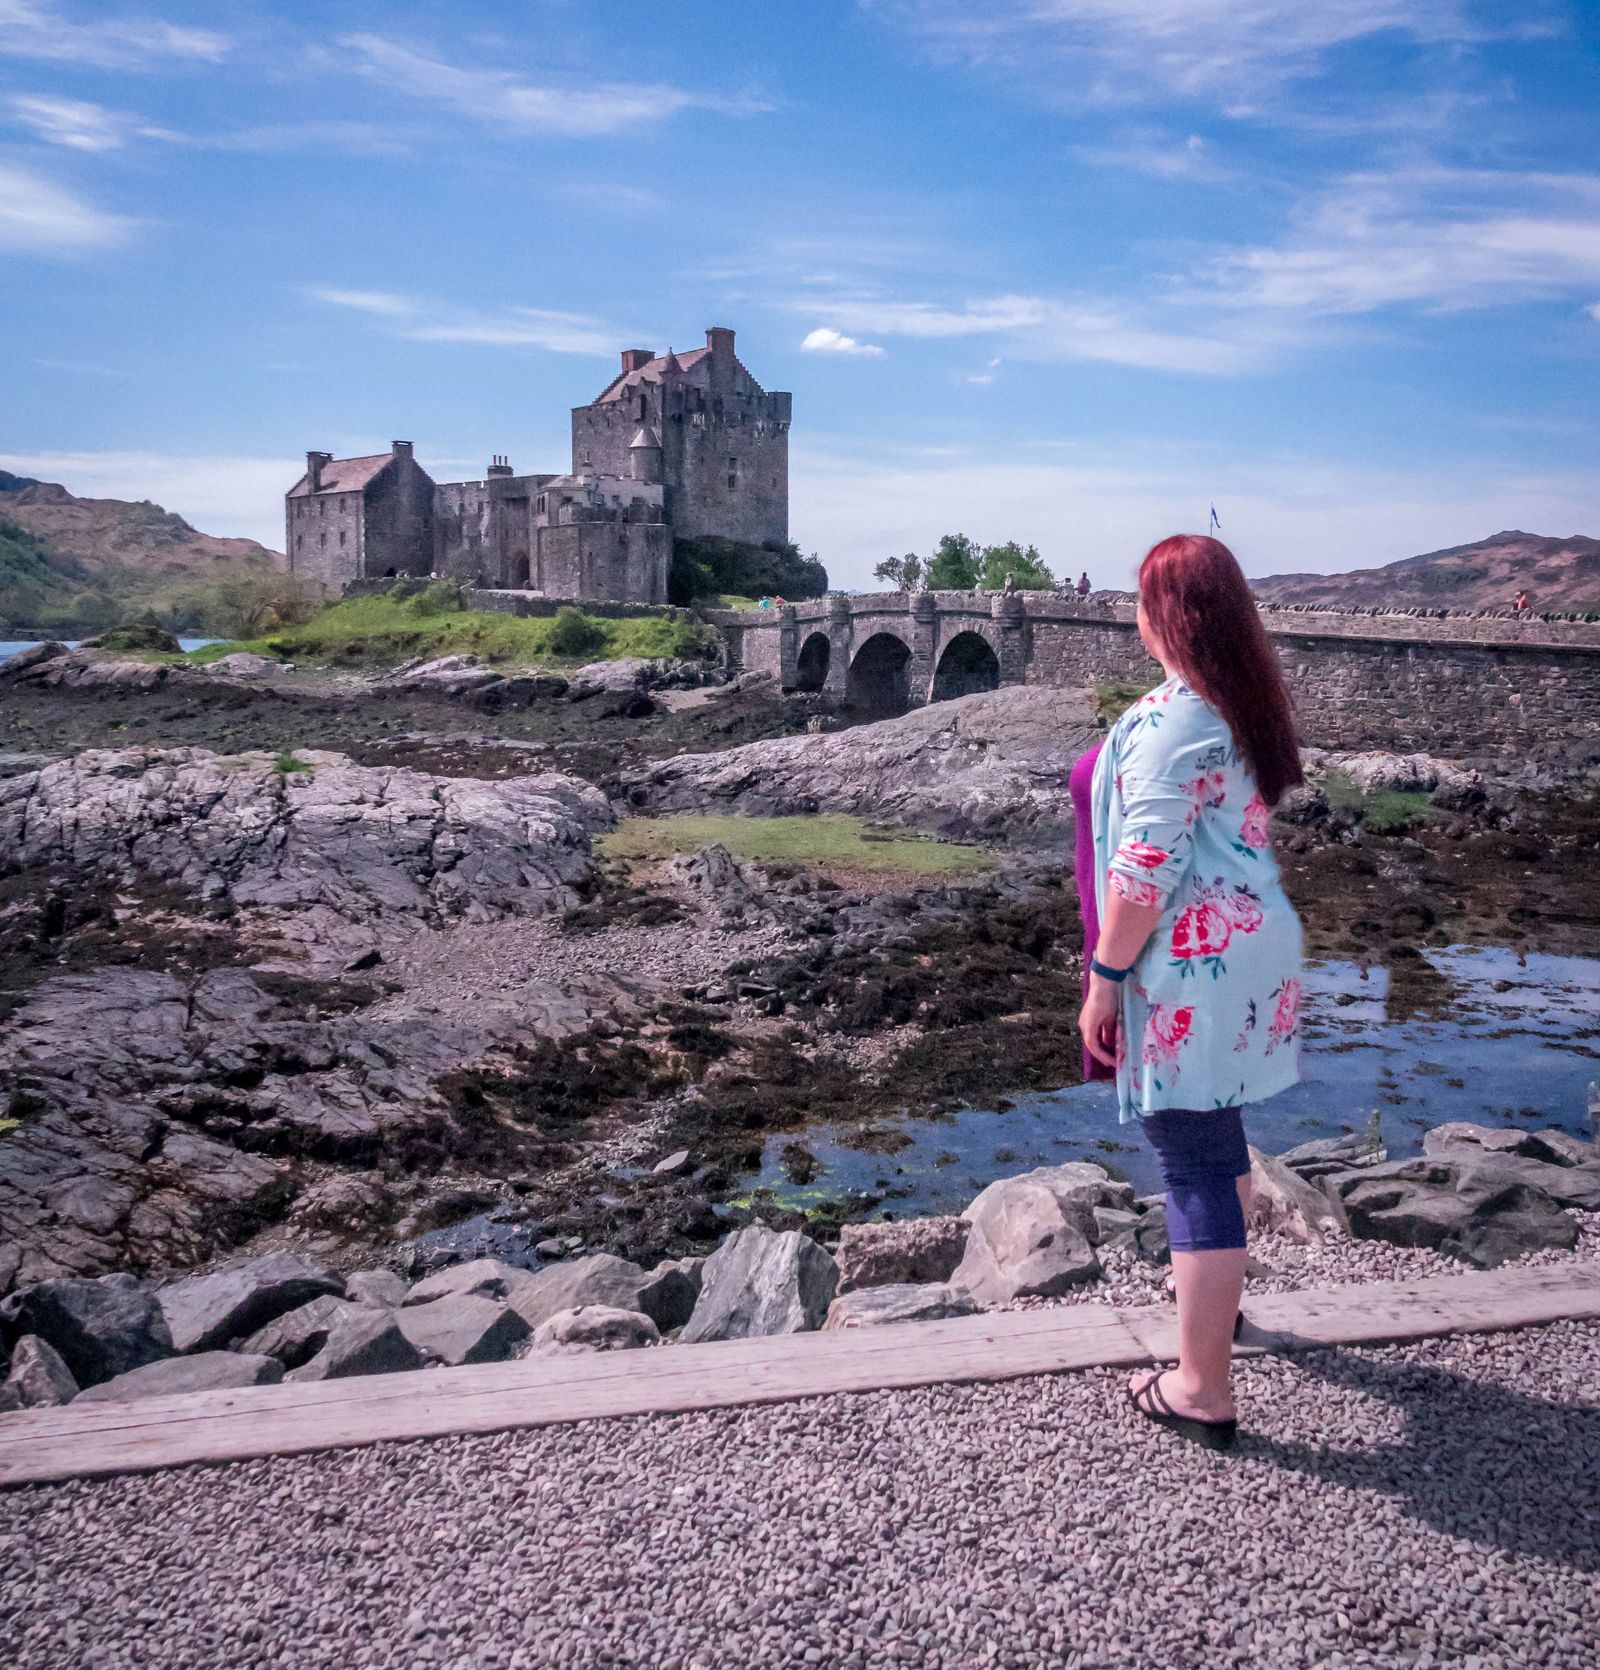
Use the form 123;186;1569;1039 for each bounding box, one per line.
1244;1345;1600;1570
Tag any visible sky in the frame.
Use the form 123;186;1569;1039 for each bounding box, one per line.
0;0;1597;591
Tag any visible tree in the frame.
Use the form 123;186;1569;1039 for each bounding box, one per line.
925;533;981;590
978;541;1055;591
873;552;924;592
669;536;829;605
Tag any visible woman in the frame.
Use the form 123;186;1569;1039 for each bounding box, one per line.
1076;534;1304;1449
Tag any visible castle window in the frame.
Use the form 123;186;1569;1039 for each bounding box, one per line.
319;531;327;549
339;530;347;547
728;474;737;490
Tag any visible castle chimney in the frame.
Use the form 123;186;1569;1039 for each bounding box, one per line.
392;440;414;460
620;348;654;373
487;454;513;478
705;326;735;358
305;450;331;493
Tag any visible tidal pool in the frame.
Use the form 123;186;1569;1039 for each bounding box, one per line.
749;944;1600;1210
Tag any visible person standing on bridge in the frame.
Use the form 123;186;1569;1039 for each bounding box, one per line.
1075;534;1304;1449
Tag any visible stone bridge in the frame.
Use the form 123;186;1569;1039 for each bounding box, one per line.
705;592;1600;754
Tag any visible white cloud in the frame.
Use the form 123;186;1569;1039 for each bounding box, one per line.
1071;129;1228;181
339;33;767;137
0;451;290;548
1586;301;1600;321
11;95;136;151
792;435;1600;591
305;287;624;355
0;1;227;68
0;162;135;253
1195;168;1600;315
801;326;886;357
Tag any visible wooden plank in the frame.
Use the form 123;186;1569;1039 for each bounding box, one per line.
1;1262;1594;1489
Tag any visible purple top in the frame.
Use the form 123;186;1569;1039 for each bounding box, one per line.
1070;741;1114;1081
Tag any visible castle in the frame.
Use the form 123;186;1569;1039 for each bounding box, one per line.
284;326;791;603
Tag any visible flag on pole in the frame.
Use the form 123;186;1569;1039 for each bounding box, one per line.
1209;503;1221;532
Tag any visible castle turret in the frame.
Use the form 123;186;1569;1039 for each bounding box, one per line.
628;426;663;484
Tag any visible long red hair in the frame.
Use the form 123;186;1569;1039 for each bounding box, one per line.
1138;535;1303;805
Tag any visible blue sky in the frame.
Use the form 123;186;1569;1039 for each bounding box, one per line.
1;0;1597;589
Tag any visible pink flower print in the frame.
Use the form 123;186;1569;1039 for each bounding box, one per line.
1110;871;1163;908
1240;794;1271;849
1171;901;1231;962
1181;770;1228;825
1117;840;1169;871
1216;886;1264;934
1266;977;1301;1054
1142;1003;1194;1068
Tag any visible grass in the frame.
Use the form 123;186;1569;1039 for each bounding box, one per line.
713;593;762;610
0;1118;17;1138
600;813;996;877
1322;769;1434;835
186;591;717;671
273;750;314;775
1092;678;1160;723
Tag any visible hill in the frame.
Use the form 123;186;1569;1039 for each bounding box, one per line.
1249;531;1600;612
0;477;296;637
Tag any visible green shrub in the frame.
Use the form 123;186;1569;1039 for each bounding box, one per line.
405;580;465;617
546;606;609;659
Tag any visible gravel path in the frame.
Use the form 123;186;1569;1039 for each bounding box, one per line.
5;1321;1596;1669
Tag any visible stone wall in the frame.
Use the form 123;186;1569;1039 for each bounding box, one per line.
286;490;363;590
532;522;670;605
359;450;434;579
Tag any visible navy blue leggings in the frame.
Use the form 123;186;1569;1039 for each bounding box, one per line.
1140;1107;1251;1253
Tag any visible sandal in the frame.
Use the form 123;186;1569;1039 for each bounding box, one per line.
1129;1371;1238;1451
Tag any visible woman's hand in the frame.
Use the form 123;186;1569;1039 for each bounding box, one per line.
1079;974;1121;1069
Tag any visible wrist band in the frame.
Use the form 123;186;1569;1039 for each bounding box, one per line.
1090;956;1133;983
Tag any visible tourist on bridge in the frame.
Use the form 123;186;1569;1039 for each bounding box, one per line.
1076;571;1092;599
1072;534;1304;1450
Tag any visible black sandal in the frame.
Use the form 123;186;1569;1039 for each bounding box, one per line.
1234;1309;1245;1342
1129;1371;1238;1451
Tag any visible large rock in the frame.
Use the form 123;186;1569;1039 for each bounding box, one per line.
835;1217;970;1294
404;1258;537;1308
1423;1123;1600;1173
679;1227;838;1343
75;1350;283;1404
510;1253;684;1333
1247;1147;1350;1244
530;1305;660;1356
823;1283;979;1331
0;1273;172;1387
158;1253;343;1354
379;654;503;696
287;1310;425;1381
395;1294;531;1366
237;1295;363;1370
620;685;1103;841
953;1164;1110;1305
343;1269;410;1308
0;1335;79;1409
636;1258;704;1333
1328;1156;1579;1268
1277;1130;1388;1181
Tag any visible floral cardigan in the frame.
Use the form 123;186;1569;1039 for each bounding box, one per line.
1090;678;1303;1122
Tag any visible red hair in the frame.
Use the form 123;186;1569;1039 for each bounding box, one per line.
1138;535;1303;805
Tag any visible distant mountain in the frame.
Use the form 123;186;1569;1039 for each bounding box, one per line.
0;477;290;635
1249;531;1600;612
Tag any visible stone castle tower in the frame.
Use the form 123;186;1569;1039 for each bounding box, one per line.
285;327;790;603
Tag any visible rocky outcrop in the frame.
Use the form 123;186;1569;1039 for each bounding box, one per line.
679;1227;838;1343
0;1335;79;1409
619;686;1103;840
395;1293;531;1366
530;1305;660;1355
0;644;171;692
0;1273;172;1387
404;1257;535;1308
0;748;611;956
953;1163;1121;1304
1247;1147;1350;1244
238;1295;365;1370
158;1253;343;1353
287;1309;424;1381
822;1283;978;1330
834;1217;969;1294
510;1253;694;1335
74;1350;284;1404
344;1269;409;1307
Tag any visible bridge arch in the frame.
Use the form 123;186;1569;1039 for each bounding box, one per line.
931;630;1001;701
793;630;831;693
846;631;913;716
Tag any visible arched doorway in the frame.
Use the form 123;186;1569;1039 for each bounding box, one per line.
846;632;912;716
931;631;1001;701
793;631;831;692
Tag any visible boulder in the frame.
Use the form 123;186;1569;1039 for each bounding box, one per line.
566;658;658;698
287;1310;425;1382
1134;1204;1171;1266
1524;1129;1599;1169
208;652;281;677
510;1253;679;1333
1091;1206;1142;1251
1422;1123;1537;1160
404;1258;537;1308
822;1283;979;1331
1277;1130;1388;1181
1328;1156;1578;1268
395;1294;531;1366
380;654;504;696
342;1269;410;1308
530;1305;660;1356
0;1335;79;1409
953;1164;1109;1305
75;1350;283;1403
0;1273;173;1387
1247;1147;1350;1244
158;1253;343;1354
237;1295;363;1370
636;1258;703;1333
835;1216;970;1294
679;1227;838;1343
